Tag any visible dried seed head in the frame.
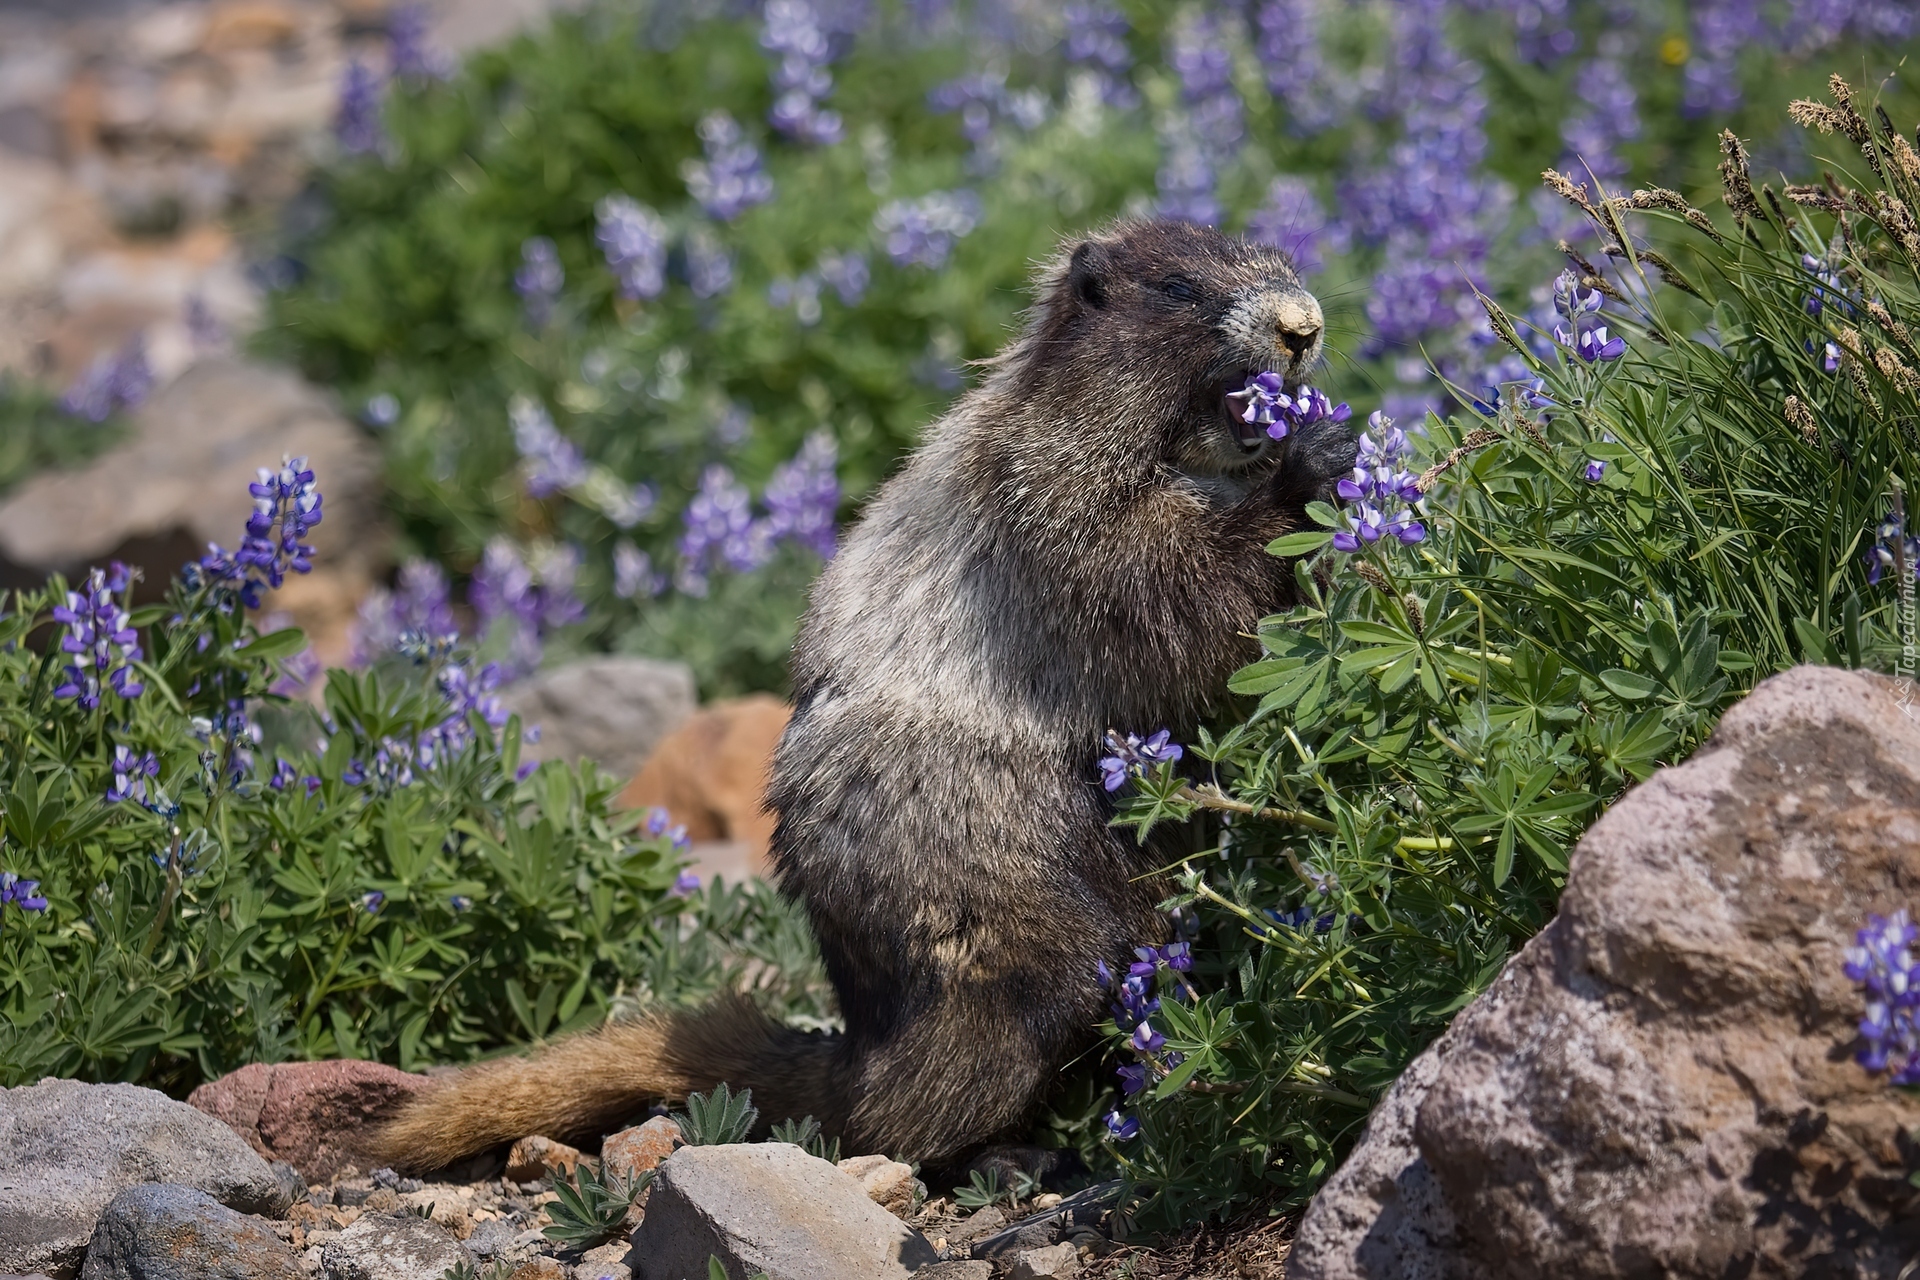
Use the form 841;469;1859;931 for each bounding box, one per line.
1628;187;1692;213
1893;133;1920;187
1402;592;1425;639
1638;249;1704;299
1790;100;1856;137
1416;428;1500;493
1784;394;1818;443
1543;168;1596;215
1874;345;1920;392
1478;294;1526;356
1718;131;1763;222
1352;560;1392;596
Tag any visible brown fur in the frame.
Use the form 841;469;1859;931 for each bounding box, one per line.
373;219;1351;1174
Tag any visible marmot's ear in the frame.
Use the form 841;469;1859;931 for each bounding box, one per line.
1067;241;1109;310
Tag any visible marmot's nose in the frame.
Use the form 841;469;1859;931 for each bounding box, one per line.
1279;325;1321;360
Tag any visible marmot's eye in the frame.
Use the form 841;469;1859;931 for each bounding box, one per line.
1158;276;1199;302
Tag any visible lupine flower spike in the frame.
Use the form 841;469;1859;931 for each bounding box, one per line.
1098;729;1183;792
1333;414;1425;551
1846;910;1920;1083
52;567;144;707
1228;374;1349;441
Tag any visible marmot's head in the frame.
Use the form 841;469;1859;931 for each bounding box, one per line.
1004;219;1351;496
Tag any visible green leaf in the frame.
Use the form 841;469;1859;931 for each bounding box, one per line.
1305;500;1342;530
1598;668;1658;700
1267;530;1334;558
233;627;309;663
1791;616;1844;666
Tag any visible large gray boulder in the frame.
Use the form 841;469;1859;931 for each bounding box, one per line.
79;1184;301;1280
1290;666;1920;1279
0;1079;291;1279
631;1142;940;1280
0;356;381;585
500;656;697;781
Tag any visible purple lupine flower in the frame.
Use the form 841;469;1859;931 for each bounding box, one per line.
1682;0;1766;116
510;397;587;499
1559;56;1639;188
677;466;767;594
1567;323;1627;363
269;757;297;790
231;455;323;591
52;567;144;708
669;870;703;898
761;0;844;144
1097;728;1184;792
613;541;665;600
682;112;775;221
761;432;840;559
1845;910;1920;1082
1227;374;1350;442
335;59;386;155
364;394;401;428
1130;1021;1166;1054
350;558;458;666
1245;177;1341;277
386;3;450;80
1867;513;1919;586
1254;0;1334;134
1822;341;1842;373
107;746;159;803
1104;1110;1140;1140
1801;252;1856;318
645;807;673;837
470;538;580;677
1155;128;1220;227
684;228;734;300
450;894;472;912
817;250;869;305
1162;940;1193;972
873;191;981;269
1116;1062;1150;1095
61;335;153;423
1332;462;1427;551
1062;2;1137;108
595;195;669;301
1549;270;1626;362
768;274;824;325
515;237;565;328
362;890;386;913
1585;458;1608;483
0;873;49;918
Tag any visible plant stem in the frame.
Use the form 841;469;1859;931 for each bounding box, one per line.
1176;784;1453;852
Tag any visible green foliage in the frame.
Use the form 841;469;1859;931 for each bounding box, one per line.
951;1167;1038;1210
0;376;124;499
767;1113;839;1164
0;547;828;1093
543;1160;651;1248
672;1080;759;1146
1100;95;1919;1226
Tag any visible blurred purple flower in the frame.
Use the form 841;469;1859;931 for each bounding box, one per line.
761;432;840;560
595;195;669;301
335;59;386;155
874;191;980;269
61;335;153;423
515;237;565;328
511;397;587;499
762;0;845;144
683;112;775;221
1063;2;1137;108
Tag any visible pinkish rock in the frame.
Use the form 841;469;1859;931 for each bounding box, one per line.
188;1060;432;1183
1290;666;1920;1279
600;1116;680;1183
503;1135;583;1184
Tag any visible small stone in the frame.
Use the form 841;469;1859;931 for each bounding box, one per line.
463;1218;521;1261
629;1143;938;1280
318;1213;469;1280
397;1191;473;1241
835;1155;920;1218
941;1205;1005;1245
505;1135;584;1184
79;1184;302;1280
572;1240;633;1280
507;1260;566;1280
912;1265;993;1280
0;1079;289;1279
360;1188;399;1214
600;1116;680;1182
1007;1243;1083;1280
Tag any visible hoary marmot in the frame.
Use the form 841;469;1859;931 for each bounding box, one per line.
374;217;1354;1173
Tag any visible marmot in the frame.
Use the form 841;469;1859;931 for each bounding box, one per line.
375;218;1353;1174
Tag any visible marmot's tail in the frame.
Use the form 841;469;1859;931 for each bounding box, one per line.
370;995;845;1172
